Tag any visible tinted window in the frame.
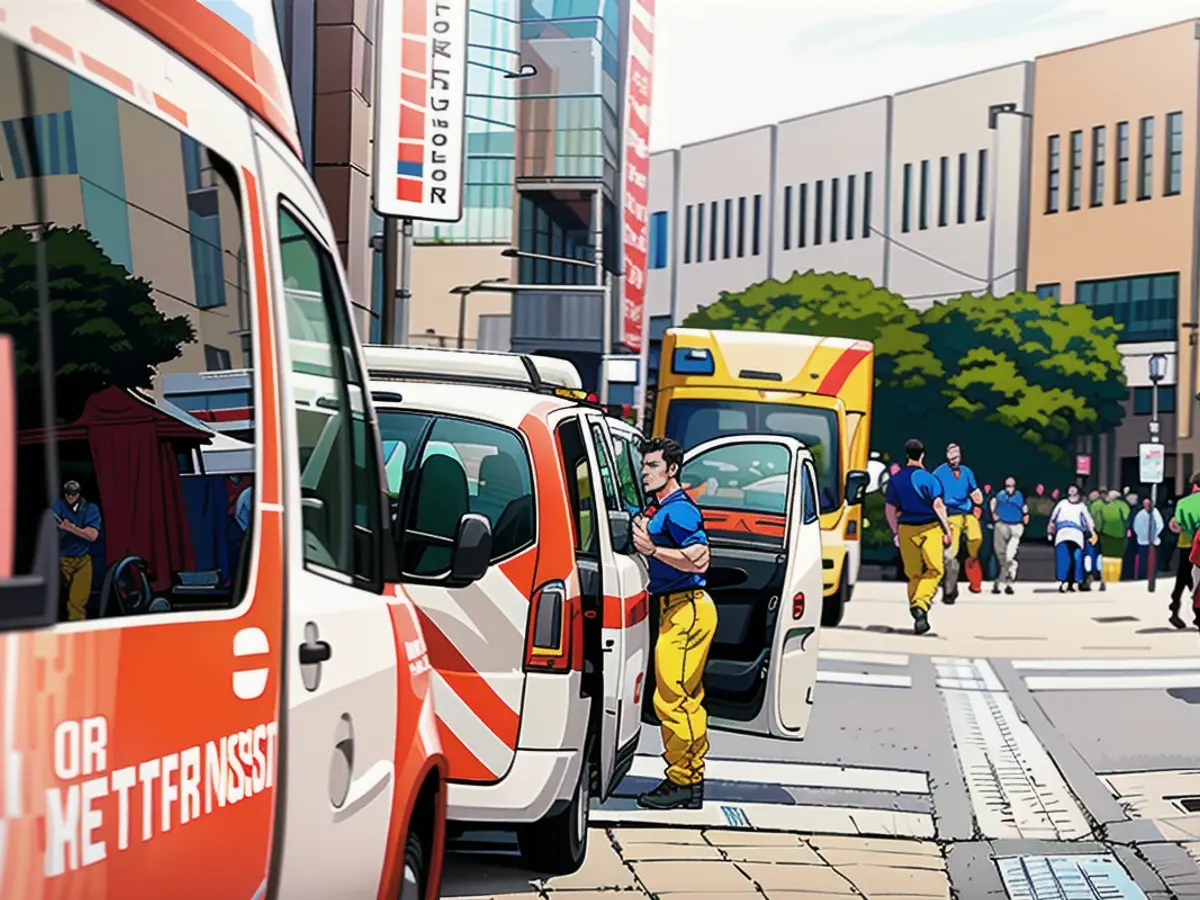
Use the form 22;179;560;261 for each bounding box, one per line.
589;423;621;512
802;462;819;524
610;430;644;514
3;37;258;623
556;418;596;555
679;442;793;515
666;399;840;512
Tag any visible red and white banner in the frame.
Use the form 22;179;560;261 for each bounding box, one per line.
618;0;655;353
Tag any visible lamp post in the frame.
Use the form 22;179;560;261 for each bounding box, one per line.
1147;351;1169;591
985;103;1033;295
450;278;509;349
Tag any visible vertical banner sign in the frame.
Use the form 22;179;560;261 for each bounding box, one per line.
619;0;656;353
373;0;469;221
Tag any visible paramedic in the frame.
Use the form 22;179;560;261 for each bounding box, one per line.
633;437;714;812
52;480;102;621
933;442;984;601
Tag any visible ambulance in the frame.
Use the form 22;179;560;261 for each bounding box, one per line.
363;345;828;875
0;2;450;898
654;328;875;627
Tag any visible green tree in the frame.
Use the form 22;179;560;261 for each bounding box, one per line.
0;225;196;427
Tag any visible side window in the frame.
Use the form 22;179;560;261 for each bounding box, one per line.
278;207;379;585
556;418;596;555
589;423;622;512
3;36;258;624
802;461;820;525
680;442;792;515
610;431;645;513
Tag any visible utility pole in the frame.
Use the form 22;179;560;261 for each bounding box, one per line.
985;103;1032;296
594;189;611;404
397;218;413;345
379;218;398;344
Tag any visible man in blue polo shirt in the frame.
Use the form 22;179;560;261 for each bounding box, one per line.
990;475;1028;594
885;439;952;635
933;442;984;603
51;480;102;621
632;436;714;811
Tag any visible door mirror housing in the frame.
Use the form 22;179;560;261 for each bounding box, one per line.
450;513;492;583
845;470;870;506
608;509;634;554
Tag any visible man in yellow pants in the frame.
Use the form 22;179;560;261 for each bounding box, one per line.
932;442;985;603
632;437;714;811
885;439;953;635
52;480;102;621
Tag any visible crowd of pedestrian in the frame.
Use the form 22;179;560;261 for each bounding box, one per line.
882;438;1200;635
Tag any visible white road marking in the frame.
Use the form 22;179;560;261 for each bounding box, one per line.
819;650;910;667
939;657;1092;841
817;670;912;688
626;754;930;795
1025;672;1200;691
1012;657;1200;671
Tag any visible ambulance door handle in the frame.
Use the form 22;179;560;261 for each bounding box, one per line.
299;621;331;691
300;640;331;665
603;638;615;650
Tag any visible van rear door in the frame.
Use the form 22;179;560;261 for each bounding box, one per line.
679;435;824;740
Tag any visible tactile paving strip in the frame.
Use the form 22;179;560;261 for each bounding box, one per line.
996;854;1148;899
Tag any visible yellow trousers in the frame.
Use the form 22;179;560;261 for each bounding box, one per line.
1101;556;1123;583
898;523;944;612
653;589;717;786
947;513;983;558
60;554;92;621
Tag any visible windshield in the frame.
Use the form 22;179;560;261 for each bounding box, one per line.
666;399;841;513
679;443;792;515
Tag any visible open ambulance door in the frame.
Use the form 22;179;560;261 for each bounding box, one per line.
677;435;824;740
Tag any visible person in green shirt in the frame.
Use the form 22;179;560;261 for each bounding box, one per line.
1084;488;1105;590
1168;472;1200;629
1093;489;1131;585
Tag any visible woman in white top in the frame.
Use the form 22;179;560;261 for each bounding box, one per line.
1048;484;1096;592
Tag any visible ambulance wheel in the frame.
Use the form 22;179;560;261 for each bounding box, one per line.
822;577;848;627
517;739;592;875
397;827;426;900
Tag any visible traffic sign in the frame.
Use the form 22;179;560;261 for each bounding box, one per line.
1139;442;1165;484
1075;454;1091;476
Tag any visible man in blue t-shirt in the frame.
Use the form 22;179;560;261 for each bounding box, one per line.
885;439;952;635
989;475;1028;594
631;437;713;811
932;442;984;603
51;480;102;621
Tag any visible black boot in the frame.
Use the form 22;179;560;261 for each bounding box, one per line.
637;779;704;811
912;607;931;635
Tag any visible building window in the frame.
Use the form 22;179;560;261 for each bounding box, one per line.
957;152;967;224
696;202;705;263
1166;111;1183;196
829;177;839;242
683;205;692;264
736;196;746;258
863;171;873;238
1133;385;1176;415
1138;115;1154;200
752;193;762;256
976;148;988;221
204;344;233;371
1090;126;1105;207
846;174;856;241
1046;134;1060;213
648;210;668;269
1036;283;1061;301
723;198;732;259
709;200;717;260
782;185;792;250
181;134;228;310
813;180;824;245
901;163;912;233
798;183;808;248
1116;121;1130;203
937;156;949;227
1075;272;1179;342
918;159;929;230
1068;130;1082;211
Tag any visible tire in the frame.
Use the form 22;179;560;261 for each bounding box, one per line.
397;827;426;900
821;576;848;627
517;743;592;875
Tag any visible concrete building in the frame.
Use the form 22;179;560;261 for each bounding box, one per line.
1026;19;1200;493
888;63;1032;307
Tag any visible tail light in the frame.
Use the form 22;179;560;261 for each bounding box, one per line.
524;580;581;673
792;592;806;619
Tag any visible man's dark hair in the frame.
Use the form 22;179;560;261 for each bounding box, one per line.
641;437;684;474
904;438;924;461
1191;471;1200;489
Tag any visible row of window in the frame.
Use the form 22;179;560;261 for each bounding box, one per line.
1035;272;1179;342
1132;385;1176;416
901;150;988;233
681;194;764;265
781;172;875;250
1046;112;1183;213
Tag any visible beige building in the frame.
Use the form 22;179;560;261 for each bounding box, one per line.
408;244;515;349
1026;19;1200;493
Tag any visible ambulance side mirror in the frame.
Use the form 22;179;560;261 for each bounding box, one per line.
450;513;492;583
608;509;634;554
845;470;870;506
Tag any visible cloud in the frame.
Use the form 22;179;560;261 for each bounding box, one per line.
787;13;908;53
866;0;1077;46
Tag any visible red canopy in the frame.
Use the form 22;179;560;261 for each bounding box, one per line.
21;386;209;590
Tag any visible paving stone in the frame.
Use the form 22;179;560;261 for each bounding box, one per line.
807;835;942;857
618;841;726;862
814;847;946;871
736;862;856;894
542;892;649;898
719;845;826;866
610;827;711;846
837;862;951;898
541;837;639;891
630;859;756;894
703;830;810;847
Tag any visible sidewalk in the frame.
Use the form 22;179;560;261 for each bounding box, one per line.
449;828;950;899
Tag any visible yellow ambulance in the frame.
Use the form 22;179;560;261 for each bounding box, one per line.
653;328;874;626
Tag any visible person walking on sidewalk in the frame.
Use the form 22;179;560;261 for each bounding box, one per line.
885;439;953;636
1085;489;1106;590
990;476;1028;594
933;442;984;603
632;437;715;811
1132;497;1164;580
1094;489;1132;585
1048;484;1095;592
1167;473;1200;629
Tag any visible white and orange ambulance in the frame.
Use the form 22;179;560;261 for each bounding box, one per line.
363;345;829;875
0;2;454;898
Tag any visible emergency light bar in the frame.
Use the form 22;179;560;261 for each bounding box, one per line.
363;345;584;393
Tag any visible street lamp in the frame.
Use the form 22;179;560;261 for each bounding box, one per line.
450;278;509;349
1147;352;1168;591
986;103;1033;295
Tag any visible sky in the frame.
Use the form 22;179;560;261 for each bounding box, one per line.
649;0;1200;151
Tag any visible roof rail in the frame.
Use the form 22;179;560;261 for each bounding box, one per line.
361;344;584;393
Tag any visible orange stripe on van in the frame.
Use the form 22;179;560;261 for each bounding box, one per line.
702;510;786;538
816;343;871;396
30;26;74;61
153;91;189;126
80;53;134;94
601;591;649;629
437;719;499;782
